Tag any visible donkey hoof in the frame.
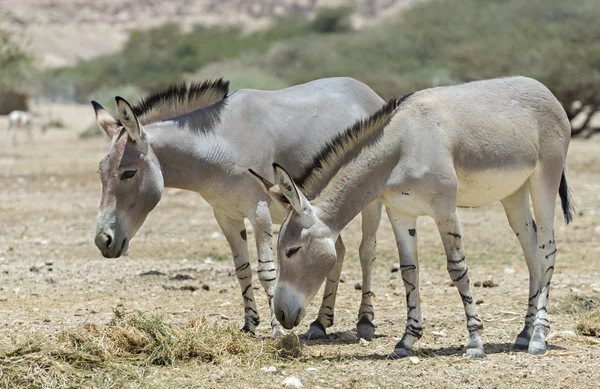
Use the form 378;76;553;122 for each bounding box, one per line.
390;347;412;359
464;347;485;358
300;321;327;341
513;336;530;350
240;324;256;335
527;340;546;355
356;317;375;340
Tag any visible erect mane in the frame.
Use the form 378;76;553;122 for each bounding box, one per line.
131;79;230;125
296;93;413;197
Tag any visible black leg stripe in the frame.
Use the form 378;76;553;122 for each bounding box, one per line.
236;262;250;272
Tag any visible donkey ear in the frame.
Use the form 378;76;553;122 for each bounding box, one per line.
91;101;119;138
115;96;143;142
248;168;291;206
272;163;315;225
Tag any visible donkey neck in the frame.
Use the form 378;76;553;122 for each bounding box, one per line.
315;138;399;232
146;122;233;195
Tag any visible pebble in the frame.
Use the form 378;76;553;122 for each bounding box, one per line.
547;330;577;340
282;376;303;388
335;331;358;342
355;282;362;290
204;258;215;265
305;367;319;372
593;288;600;293
570;287;581;294
504;267;516;274
482;280;499;288
211;232;223;240
261;366;277;373
431;330;447;337
409;356;420;364
359;338;370;347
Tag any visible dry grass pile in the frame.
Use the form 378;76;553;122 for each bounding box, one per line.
577;309;600;338
558;293;600;338
0;309;307;388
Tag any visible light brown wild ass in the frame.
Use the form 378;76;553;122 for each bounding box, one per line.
92;78;386;338
253;76;573;357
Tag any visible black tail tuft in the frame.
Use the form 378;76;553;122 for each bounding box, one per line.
559;170;575;224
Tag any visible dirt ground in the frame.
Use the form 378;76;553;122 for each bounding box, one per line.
0;104;599;388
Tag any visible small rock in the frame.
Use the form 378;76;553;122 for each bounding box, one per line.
202;284;210;291
282;376;303;388
170;274;194;281
139;270;165;277
261;366;277;373
594;226;600;234
210;232;223;240
305;367;319;372
482;280;499;288
29;266;40;273
180;258;188;264
431;330;447;337
204;258;215;265
504;267;516;274
547;330;577;340
335;331;358;342
359;338;370;347
476;299;484;305
339;277;346;283
570;287;581;294
474;281;482;287
355;283;362;290
409;356;420;364
592;287;600;293
391;264;400;273
0;297;7;302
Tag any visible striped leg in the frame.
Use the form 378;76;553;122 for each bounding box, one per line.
249;201;284;337
387;209;421;357
436;210;485;358
357;200;382;340
213;210;260;334
527;168;561;355
501;183;541;349
301;236;345;340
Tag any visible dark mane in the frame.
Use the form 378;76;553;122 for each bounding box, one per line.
296;92;414;196
132;79;230;125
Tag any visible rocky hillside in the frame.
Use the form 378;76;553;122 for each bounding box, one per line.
0;0;423;68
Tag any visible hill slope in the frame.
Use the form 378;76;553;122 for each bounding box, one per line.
0;0;423;68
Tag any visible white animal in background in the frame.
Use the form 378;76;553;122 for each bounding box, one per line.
7;110;46;147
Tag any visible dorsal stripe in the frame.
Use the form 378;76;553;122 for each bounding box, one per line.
132;79;230;125
296;92;413;197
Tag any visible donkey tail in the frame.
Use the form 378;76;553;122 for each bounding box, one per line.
559;170;575;224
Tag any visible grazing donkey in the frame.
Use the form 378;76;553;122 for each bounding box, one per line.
92;78;386;338
252;76;573;356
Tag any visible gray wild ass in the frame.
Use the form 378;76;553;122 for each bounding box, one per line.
92;78;386;338
252;76;573;356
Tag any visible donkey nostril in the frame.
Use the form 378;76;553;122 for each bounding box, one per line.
278;310;285;323
105;234;112;248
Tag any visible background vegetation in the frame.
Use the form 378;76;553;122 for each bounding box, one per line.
24;0;600;136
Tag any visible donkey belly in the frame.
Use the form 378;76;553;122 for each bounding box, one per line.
456;167;534;207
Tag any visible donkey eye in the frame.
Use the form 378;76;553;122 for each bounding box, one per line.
120;170;137;180
286;246;301;258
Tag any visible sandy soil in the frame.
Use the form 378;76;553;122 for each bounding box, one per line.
0;104;599;388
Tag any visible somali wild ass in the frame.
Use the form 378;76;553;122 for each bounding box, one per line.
92;78;386;337
252;76;573;356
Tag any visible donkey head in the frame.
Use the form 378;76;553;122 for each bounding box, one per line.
251;164;339;330
92;98;164;258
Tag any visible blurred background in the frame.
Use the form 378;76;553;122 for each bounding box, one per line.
1;0;599;138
